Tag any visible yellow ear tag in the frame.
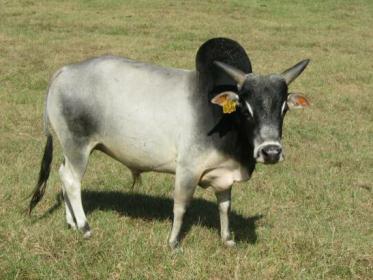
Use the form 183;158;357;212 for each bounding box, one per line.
222;98;237;114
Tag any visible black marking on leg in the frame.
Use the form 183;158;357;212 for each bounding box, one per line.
81;222;91;234
63;192;77;228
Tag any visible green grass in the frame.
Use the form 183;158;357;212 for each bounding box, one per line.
1;0;372;279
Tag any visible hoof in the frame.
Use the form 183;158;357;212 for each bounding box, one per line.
223;239;236;247
168;239;179;250
67;223;77;230
83;230;92;239
81;223;92;239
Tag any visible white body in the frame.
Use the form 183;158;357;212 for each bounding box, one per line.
46;56;250;246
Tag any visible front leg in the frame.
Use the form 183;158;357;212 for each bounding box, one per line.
168;167;199;249
215;188;235;247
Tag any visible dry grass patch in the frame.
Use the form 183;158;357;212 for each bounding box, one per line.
0;0;372;279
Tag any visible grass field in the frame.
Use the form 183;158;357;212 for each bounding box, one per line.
1;0;372;279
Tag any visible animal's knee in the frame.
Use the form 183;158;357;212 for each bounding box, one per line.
173;202;187;216
59;164;79;193
219;200;230;213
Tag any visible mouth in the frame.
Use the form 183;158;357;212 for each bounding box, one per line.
256;154;284;164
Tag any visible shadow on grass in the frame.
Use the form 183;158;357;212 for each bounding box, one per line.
82;190;262;244
40;190;262;244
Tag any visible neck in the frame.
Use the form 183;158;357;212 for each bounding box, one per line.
209;115;256;175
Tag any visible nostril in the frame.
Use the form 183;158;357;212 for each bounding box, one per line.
262;145;282;157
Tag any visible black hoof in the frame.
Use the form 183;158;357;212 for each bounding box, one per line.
81;222;92;239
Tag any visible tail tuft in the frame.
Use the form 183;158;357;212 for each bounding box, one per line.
29;134;53;215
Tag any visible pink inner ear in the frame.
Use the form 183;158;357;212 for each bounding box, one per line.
296;96;310;107
211;94;228;105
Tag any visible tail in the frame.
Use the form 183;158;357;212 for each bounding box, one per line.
29;77;56;214
29;133;53;214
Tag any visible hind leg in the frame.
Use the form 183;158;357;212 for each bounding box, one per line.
59;146;91;238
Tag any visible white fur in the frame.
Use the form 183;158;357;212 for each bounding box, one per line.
281;101;287;115
245;101;254;117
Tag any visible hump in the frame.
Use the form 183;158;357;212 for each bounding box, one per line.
195;38;252;93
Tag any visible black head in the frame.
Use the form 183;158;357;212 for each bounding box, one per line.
211;59;310;164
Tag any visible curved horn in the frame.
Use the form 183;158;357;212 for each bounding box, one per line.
214;61;247;87
281;59;310;85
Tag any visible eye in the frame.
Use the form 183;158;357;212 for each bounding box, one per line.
281;101;288;115
244;101;254;118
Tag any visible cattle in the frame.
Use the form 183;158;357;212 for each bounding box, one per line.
29;37;310;248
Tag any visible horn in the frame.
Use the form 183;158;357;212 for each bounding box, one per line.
214;61;247;87
281;59;310;85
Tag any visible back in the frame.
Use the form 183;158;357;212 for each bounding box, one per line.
47;56;198;172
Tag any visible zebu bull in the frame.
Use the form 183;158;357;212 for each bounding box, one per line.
29;38;310;248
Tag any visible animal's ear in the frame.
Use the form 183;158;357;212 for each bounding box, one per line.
281;59;310;85
211;91;240;114
287;93;310;109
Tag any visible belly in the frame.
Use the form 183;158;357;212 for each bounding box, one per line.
98;133;178;173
